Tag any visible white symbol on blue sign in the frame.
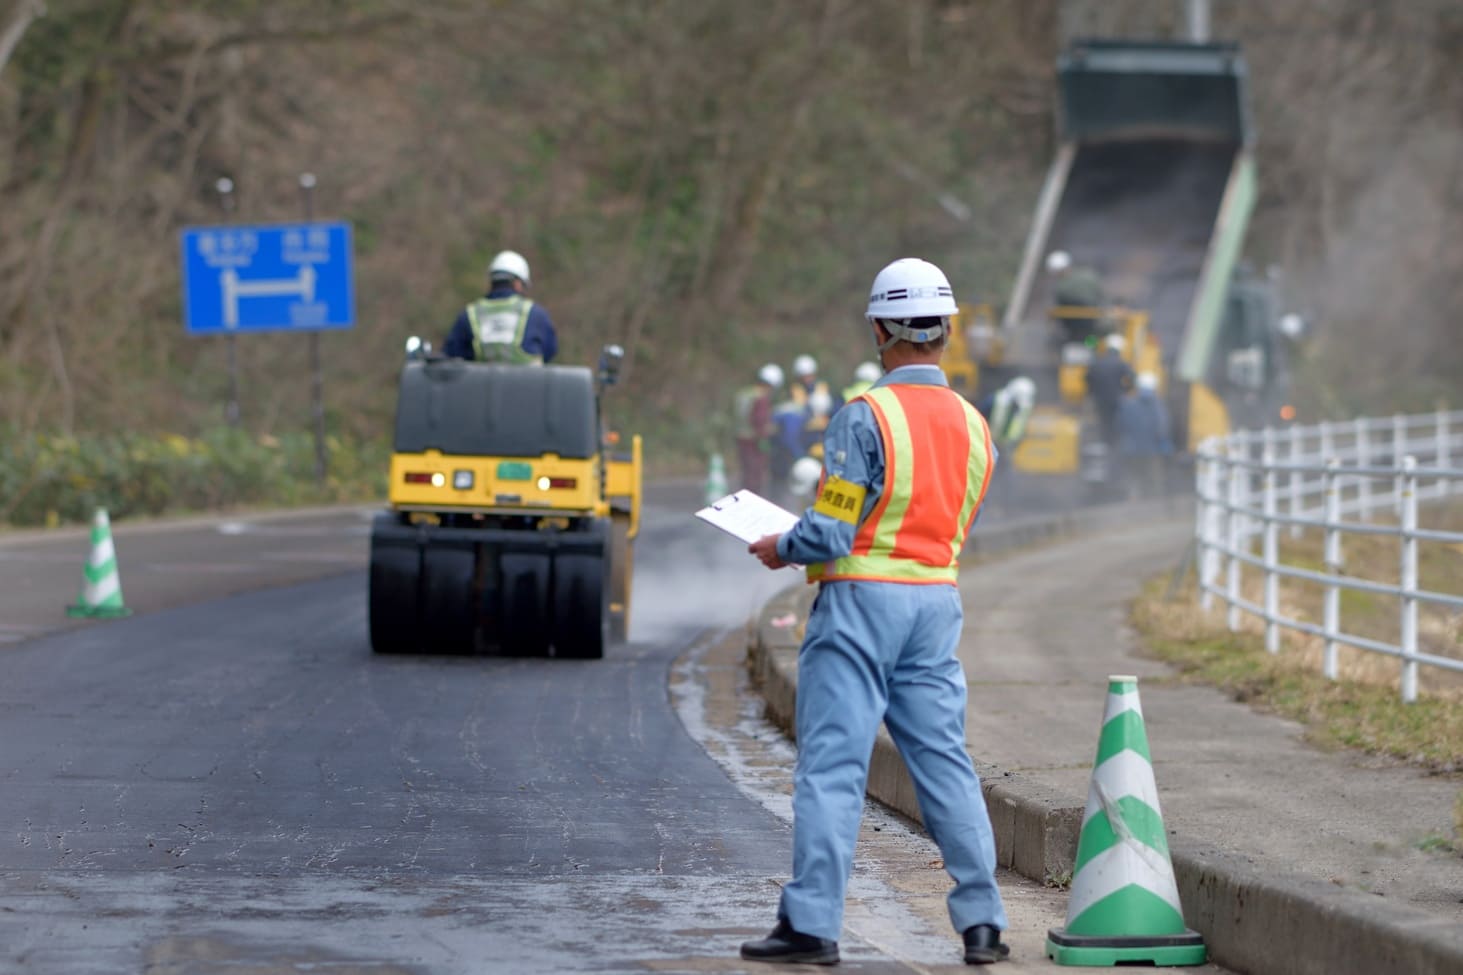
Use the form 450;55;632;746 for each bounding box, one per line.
180;222;354;334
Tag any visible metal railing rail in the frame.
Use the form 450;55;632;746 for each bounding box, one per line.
1194;409;1463;702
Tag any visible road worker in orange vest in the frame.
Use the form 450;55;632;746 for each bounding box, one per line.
742;258;1009;967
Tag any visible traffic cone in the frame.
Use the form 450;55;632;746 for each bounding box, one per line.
704;451;729;505
66;509;132;619
1046;675;1205;966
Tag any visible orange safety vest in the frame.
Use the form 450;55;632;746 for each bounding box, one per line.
806;384;994;586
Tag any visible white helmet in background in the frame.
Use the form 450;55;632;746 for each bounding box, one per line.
865;258;957;349
1105;333;1126;353
1008;376;1036;408
808;388;834;418
757;363;784;388
488;250;531;287
854;361;882;383
1137;372;1160;392
793;354;818;378
789;456;823;499
1045;250;1071;274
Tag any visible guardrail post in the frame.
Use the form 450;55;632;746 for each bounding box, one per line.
1393;413;1407;514
1287;423;1303;538
1262;430;1280;653
1226;438;1243;631
1197;449;1215;610
1355;417;1371;517
1437;409;1451;499
1400;456;1419;703
1322;459;1341;681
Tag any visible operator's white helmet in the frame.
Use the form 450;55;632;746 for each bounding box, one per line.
757;363;784;388
808;388;834;418
789;456;823;498
1046;250;1072;273
1137;372;1160;391
488;250;531;286
854;361;882;383
865;258;957;348
1105;333;1126;353
1008;375;1036;407
793;354;818;378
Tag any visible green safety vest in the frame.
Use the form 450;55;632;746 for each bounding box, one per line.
841;380;874;402
467;295;542;365
990;390;1030;446
732;385;764;440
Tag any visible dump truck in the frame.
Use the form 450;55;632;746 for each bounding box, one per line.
368;342;642;658
959;39;1292;489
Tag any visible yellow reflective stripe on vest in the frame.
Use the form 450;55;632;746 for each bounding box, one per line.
952;399;992;564
864;386;913;559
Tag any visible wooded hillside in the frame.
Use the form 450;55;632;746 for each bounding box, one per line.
2;0;1459;463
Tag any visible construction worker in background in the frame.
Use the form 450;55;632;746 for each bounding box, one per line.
786;455;824;507
732;364;784;494
975;375;1035;510
1116;372;1173;500
443;250;559;364
840;361;882;403
1046;250;1105;345
1085;333;1134;450
743;257;1008;967
769;395;807;502
789;354;839;453
983;376;1035;455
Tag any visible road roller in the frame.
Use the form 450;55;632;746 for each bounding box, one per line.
368;341;641;658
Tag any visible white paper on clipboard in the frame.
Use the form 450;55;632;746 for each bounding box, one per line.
695;489;800;545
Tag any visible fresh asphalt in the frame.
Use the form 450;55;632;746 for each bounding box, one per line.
0;485;1145;973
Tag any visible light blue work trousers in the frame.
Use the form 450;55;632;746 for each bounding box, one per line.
778;579;1007;942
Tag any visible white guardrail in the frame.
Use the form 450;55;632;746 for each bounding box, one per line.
1194;410;1463;702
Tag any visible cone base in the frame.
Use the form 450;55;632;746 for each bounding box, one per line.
1046;928;1206;967
67;605;133;619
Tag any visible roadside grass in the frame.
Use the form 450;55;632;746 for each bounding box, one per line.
1132;501;1463;847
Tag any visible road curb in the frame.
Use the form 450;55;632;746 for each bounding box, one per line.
745;501;1463;975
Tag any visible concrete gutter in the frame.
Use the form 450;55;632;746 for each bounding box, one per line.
746;501;1463;975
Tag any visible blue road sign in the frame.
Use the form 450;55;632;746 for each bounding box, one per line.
180;222;355;334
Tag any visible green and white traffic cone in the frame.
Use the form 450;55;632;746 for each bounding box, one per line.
704;452;729;505
66;508;132;619
1046;675;1206;967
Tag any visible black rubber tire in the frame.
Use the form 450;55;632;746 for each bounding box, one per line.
552;553;606;660
419;546;477;655
607;518;632;643
368;529;422;655
500;552;552;657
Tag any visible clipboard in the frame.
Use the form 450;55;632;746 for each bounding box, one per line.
695;489;800;545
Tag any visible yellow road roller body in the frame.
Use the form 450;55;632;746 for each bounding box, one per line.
369;347;641;658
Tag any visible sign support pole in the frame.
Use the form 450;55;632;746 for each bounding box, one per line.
215;177;241;427
300;172;327;486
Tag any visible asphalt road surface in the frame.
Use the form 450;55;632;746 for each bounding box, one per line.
0;487;1114;974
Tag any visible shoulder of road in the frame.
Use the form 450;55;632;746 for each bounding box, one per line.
749;502;1463;975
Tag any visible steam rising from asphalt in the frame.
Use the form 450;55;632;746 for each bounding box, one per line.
627;497;795;644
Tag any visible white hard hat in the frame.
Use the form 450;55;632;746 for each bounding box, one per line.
1137;372;1159;391
1105;333;1126;352
793;354;818;378
1046;250;1071;273
789;456;823;497
866;258;957;325
488;250;531;286
808;388;834;417
1008;376;1036;406
1279;313;1305;339
757;363;784;388
854;361;881;383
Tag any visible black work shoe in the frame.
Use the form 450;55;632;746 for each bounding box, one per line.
962;924;1010;965
740;918;840;965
